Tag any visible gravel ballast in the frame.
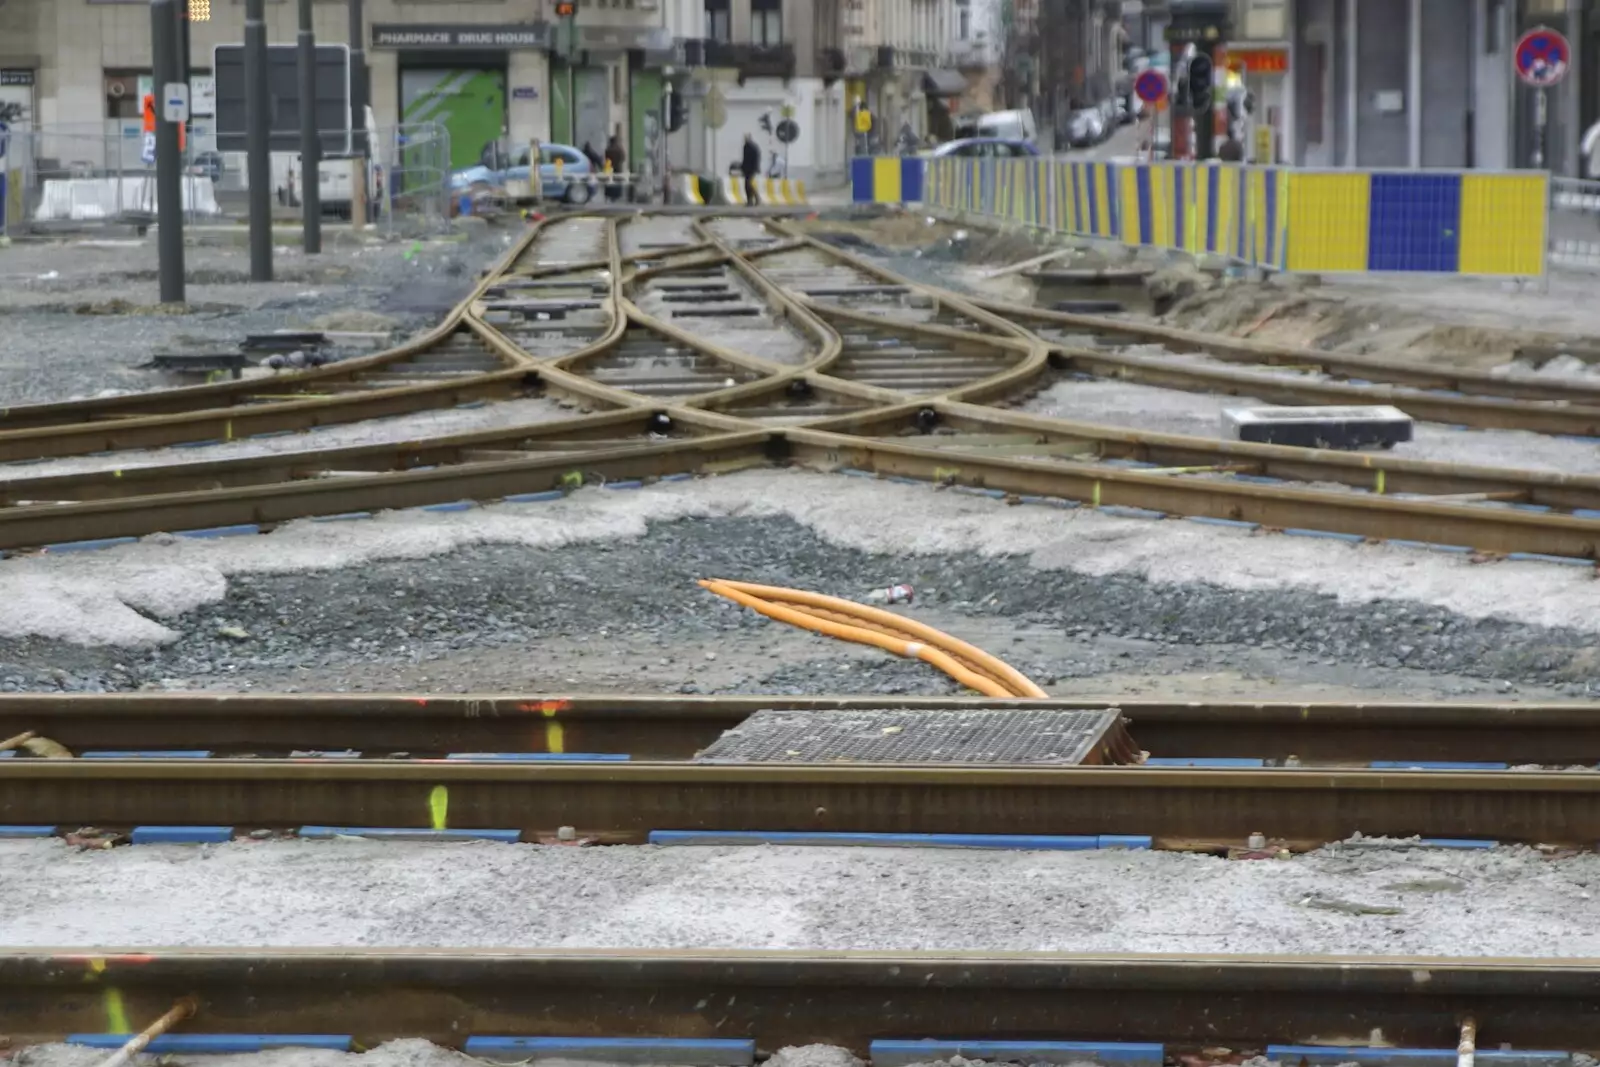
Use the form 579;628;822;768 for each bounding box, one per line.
0;231;517;406
0;836;1593;955
0;471;1595;694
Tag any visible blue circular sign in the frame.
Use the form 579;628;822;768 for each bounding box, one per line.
1134;69;1169;105
1515;26;1570;87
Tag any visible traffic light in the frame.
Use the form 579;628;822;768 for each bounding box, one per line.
1187;50;1216;159
554;1;576;15
667;90;687;133
759;111;773;135
1187;52;1214;112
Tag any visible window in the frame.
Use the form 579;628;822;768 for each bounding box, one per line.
959;6;970;39
705;0;731;43
753;0;782;47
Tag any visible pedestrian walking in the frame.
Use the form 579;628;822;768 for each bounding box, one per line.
740;133;761;206
604;132;626;202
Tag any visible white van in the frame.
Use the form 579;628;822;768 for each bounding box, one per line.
975;109;1038;146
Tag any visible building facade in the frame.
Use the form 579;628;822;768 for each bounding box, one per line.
1263;0;1594;174
0;0;968;192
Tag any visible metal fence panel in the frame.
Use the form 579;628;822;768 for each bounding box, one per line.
1549;176;1600;271
4;121;452;236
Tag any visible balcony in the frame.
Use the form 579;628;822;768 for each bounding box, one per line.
703;41;797;81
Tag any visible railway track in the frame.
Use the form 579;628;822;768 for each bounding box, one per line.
5;693;1600;847
5;693;1600;765
0;213;1599;560
6;949;1599;1052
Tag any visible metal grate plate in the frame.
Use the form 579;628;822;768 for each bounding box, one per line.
696;708;1133;765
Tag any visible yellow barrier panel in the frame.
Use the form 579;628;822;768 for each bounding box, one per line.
1459;173;1546;276
1285;172;1371;272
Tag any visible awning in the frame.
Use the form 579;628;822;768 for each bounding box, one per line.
922;69;967;97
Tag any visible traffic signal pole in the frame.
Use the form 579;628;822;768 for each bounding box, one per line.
245;0;273;281
150;0;185;304
297;0;322;253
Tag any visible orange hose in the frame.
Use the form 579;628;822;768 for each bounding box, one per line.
699;579;1043;699
700;580;1016;698
773;601;1016;694
710;578;1049;698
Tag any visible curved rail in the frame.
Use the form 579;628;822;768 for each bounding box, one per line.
0;214;1597;563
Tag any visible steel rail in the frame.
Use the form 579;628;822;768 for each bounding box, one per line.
4;757;1600;845
2;216;1600;557
7;693;1600;764
768;224;1600;438
8;949;1598;1051
0;219;683;459
970;294;1600;407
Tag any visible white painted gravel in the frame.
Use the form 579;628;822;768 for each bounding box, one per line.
0;398;575;482
0;837;1592;955
1;469;1597;647
1021;377;1600;474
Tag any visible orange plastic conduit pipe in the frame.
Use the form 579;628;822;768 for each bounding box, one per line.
709;578;1049;698
698;579;1046;699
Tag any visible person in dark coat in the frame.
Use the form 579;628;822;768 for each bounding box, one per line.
581;141;604;169
740;133;761;206
604;134;626;201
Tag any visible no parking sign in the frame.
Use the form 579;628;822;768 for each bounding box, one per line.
1515;26;1570;87
1134;69;1169;105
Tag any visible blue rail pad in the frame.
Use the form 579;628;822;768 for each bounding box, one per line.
463;1037;755;1065
130;826;233;844
84;750;213;759
1266;1047;1570;1067
444;753;631;762
69;1035;352;1054
298;826;522;842
648;830;1150;851
872;1040;1164;1067
0;826;56;838
1369;761;1509;770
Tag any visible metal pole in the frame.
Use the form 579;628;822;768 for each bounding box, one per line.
177;1;191;83
151;0;186;304
348;0;367;155
297;0;322;253
245;0;273;281
1534;86;1548;168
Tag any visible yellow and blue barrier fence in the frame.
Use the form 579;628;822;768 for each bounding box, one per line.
854;156;1546;278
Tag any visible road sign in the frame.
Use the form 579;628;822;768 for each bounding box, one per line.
1515;26;1570;87
705;86;727;130
163;82;190;123
855;107;872;134
1134;69;1168;105
212;43;351;154
776;118;799;144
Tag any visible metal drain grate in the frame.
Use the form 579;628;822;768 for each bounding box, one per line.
696;708;1135;765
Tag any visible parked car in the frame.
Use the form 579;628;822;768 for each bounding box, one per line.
927;137;1041;158
449;143;594;205
1061;106;1107;148
974;108;1038;146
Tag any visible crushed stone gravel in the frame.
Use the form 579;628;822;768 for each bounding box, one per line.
0;836;1594;956
0;472;1595;694
0;231;518;406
